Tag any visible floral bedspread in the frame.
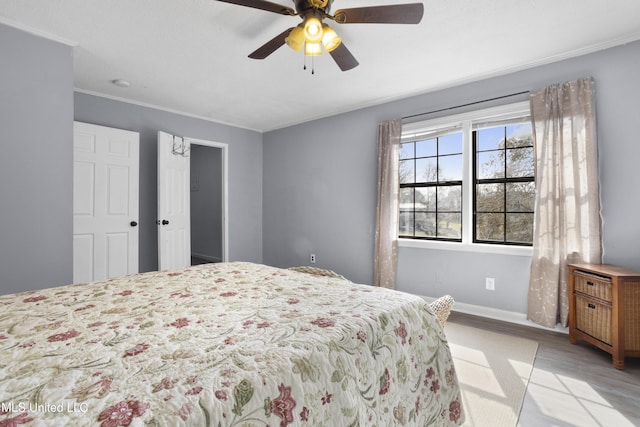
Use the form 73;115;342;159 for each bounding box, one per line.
0;262;463;426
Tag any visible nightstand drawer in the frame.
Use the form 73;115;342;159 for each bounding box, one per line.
575;294;611;344
574;270;612;302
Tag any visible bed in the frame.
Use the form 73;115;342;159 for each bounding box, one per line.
0;262;464;426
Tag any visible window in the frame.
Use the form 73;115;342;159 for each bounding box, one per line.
473;121;535;245
399;102;535;248
399;128;463;241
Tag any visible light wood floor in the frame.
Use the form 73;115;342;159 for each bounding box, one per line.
448;311;640;427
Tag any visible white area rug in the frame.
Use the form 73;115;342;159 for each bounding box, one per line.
445;322;539;427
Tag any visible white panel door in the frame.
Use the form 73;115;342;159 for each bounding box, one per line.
157;131;190;271
73;122;139;283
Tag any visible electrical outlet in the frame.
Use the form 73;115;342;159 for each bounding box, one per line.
485;277;495;291
310;253;316;264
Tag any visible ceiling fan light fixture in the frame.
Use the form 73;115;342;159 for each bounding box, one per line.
234;0;422;71
304;41;323;56
285;25;305;52
303;16;324;42
321;24;342;53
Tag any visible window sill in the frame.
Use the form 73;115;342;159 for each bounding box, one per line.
398;238;533;257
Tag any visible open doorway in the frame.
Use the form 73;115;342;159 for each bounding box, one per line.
189;141;228;265
157;132;228;270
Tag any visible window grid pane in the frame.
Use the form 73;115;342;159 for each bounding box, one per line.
473;122;534;245
399;131;463;242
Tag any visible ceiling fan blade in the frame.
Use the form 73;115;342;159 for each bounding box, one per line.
248;27;294;59
216;0;295;16
329;43;359;71
332;3;424;24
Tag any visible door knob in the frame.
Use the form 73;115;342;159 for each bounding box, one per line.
162;220;169;225
130;221;138;227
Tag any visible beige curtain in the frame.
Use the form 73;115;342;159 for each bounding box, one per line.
374;119;402;289
527;77;602;328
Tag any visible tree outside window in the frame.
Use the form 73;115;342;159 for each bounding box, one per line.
473;122;534;245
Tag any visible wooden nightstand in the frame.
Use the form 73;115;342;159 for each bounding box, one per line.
568;263;640;369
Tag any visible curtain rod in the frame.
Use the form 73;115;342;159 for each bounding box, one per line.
402;90;530;121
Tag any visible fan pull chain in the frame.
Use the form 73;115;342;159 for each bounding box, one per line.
303;42;307;71
301;42;316;75
302;40;307;71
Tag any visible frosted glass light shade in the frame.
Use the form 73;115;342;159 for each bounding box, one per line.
321;25;341;52
303;17;323;42
304;41;323;56
285;25;305;52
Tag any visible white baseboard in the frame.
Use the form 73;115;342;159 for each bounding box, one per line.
421;295;568;334
191;253;222;263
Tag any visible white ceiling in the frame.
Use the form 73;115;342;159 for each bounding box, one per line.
1;0;640;132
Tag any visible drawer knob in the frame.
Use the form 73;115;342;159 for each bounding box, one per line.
588;303;596;309
587;281;594;286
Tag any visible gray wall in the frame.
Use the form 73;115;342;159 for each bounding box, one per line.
0;24;74;294
263;40;640;315
75;93;263;271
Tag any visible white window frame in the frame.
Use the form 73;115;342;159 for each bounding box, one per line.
399;101;534;257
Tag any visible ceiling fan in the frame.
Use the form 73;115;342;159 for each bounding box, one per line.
217;0;424;71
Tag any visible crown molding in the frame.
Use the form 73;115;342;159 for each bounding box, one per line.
0;17;78;47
